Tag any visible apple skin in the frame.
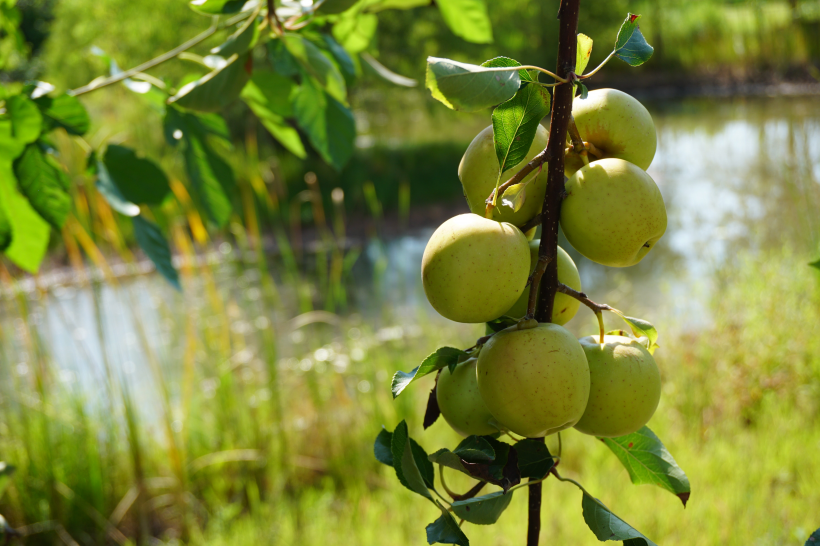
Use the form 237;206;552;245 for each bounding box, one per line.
573;335;661;438
459;124;549;226
422;213;530;323
561;158;667;268
436;357;498;437
503;241;581;324
476;323;590;438
565;88;657;178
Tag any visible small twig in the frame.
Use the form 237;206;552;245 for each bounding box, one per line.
578;50;617;80
452;481;486;502
556;282;612;342
268;0;284;35
525;255;553;318
485;148;554;216
518;213;543;234
567;114;585;154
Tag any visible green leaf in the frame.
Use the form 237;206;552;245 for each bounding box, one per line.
809;258;820;270
454;436;495;462
487;68;549;176
411;437;436;489
169;53;251;113
614;13;654;67
580;492;658;545
291;75;355;171
390;420;433;500
6;95;43;145
0;164;50;273
374;428;394;466
240;70;307;157
514;438;554;480
601;426;690;507
452;491;513;525
103;145;170;205
132;216;180;290
13;143;71;229
283;33;347;104
0;462;16;498
485;316;517;333
365;0;431;13
0;118;26;161
190;0;247;15
611;311;658;345
268;39;301;77
426;57;519;112
94;159;140;217
806;527;820;546
576;33;593;75
430;437;520;492
321;33;357;79
436;0;492;44
211;14;259;58
391;347;468;398
319;0;360;14
500;182;526;212
33;94;90;136
427;501;470;546
332;12;378;54
577;82;589;99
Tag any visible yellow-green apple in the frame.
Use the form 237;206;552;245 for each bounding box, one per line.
565;88;657;177
459;124;549;226
503;240;581;324
561;158;667;267
422;213;530;323
573;335;661;437
436;357;497;436
476;323;590;437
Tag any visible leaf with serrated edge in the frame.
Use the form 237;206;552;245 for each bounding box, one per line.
576;33;593;75
500;183;526;212
391;347;467;398
427;500;470;546
452;491;513;525
601;426;690;506
614;13;654;67
426;57;520;112
514;438;555;480
454;436;495;462
391;421;433;500
580;492;657;545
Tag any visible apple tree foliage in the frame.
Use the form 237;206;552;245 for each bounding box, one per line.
375;12;694;546
0;0;494;285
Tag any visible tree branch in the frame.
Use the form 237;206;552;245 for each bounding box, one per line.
556;282;613;342
268;0;284;35
484;148;553;217
518;213;542;234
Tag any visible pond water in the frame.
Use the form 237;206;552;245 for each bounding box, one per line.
2;94;819;422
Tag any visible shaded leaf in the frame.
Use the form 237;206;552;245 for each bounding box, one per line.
103;145;170;205
0;167;50;273
267;39;301;76
578;82;589;99
33;93;90;136
132;216;180;290
436;0;492;44
6;94;42;144
211;14;259;58
452;491;513;525
13;143;71;229
576;33;593;75
283;33;347;103
485;316;517;333
94;159;140;217
374;428;394;466
601;426;690;506
514;438;554;480
806;527;820;546
390;420;433;500
241;71;306;158
423;384;441;429
426;57;519;112
500;183;526;212
292;75;356;170
190;0;248;15
427;501;470;546
319;0;360;14
410;437;435;489
454;436;495;462
0;462;16;498
580;492;657;545
333;12;378;54
809;258;820;271
321;33;357;80
168;53;251;113
614;13;654;67
391;346;468;398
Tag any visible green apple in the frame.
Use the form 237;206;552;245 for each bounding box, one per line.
476;323;590;437
459;124;549;226
503;241;581;324
561;158;667;268
565;88;657;177
422;213;530;323
436;357;498;437
573;335;661;438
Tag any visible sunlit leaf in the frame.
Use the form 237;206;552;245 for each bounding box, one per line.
132;215;180;290
452;491;513;525
391;347;468;398
13;143;71;229
614;13;654;67
333;12;378;54
319;0;360;14
267;39;301;76
576;33;593;75
321;33;357;79
168;53;251;113
33;93;90;136
365;0;430;12
283;33;347;104
211;14;259;58
103;145;170;205
426;57;519;112
6;95;42;144
500;183;526;212
436;0;492;44
611;310;658;345
291;75;355;171
577;82;589;99
94;159;140;217
0;165;50;273
601;426;690;507
190;0;249;15
241;71;306;158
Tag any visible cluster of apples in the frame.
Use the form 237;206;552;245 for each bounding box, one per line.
422;89;665;439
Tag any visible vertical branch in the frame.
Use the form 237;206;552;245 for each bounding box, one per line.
527;1;581;545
